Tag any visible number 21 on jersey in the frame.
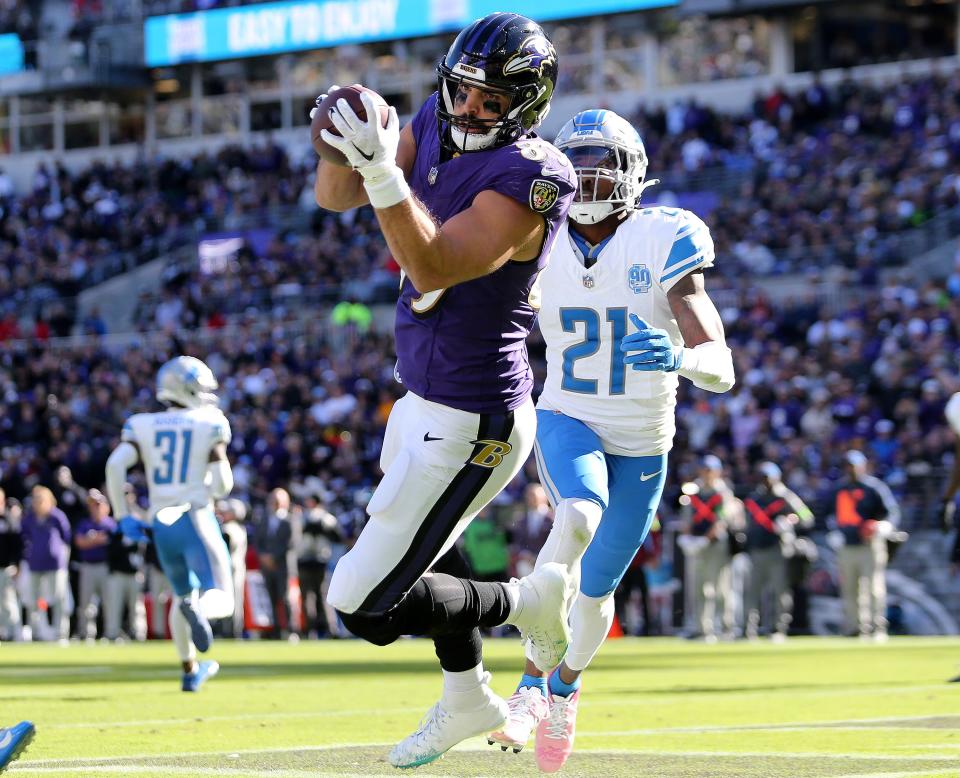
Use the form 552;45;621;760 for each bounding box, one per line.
154;429;192;485
560;307;627;395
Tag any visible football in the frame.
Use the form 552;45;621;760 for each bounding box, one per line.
311;84;390;167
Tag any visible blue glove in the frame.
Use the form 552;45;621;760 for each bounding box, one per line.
620;314;683;372
118;515;148;544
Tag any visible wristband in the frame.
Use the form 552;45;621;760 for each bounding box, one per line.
678;340;735;393
361;163;410;209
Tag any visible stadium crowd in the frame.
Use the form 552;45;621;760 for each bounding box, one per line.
0;265;956;640
4;69;959;337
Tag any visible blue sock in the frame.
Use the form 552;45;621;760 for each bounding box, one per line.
517;673;548;697
548;671;581;698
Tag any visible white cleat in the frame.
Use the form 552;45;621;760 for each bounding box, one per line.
511;563;575;672
488;685;549;753
388;677;508;769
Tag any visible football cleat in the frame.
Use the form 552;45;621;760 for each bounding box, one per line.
0;721;35;772
511;563;575;672
388;682;508;769
535;685;581;773
179;597;213;653
488;685;549;753
182;660;219;692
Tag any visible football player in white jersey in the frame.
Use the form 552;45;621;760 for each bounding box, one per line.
105;356;235;692
489;109;735;771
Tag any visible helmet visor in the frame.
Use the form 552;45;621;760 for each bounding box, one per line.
564;145;622;203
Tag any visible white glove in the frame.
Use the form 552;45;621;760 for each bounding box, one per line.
321;93;398;176
320;92;408;208
309;85;341;120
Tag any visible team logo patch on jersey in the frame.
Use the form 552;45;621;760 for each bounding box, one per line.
427;166;438;185
628;263;652;294
530;179;560;213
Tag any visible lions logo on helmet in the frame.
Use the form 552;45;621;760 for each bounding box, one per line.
156;356;220;409
554;109;659;225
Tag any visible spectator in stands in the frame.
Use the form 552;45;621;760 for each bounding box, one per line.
294;493;343;639
145;535;170;640
741;462;813;642
614;519;662;637
832;450;900;641
680;456;743;642
216;497;248;638
104;509;147;642
510;483;553;579
254;487;294;639
0;489;23;642
73;489;115;640
21;485;71;642
461;506;511;584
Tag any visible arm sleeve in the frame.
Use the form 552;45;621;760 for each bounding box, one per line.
58;511;72;544
870;477;901;526
105;442;139;519
785;489;815;529
207;459;234;499
945;392;960;434
678;340;735;393
211;413;232;446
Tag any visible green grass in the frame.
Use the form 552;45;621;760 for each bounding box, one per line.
2;636;960;777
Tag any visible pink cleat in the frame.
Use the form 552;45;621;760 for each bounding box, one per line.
535;686;580;773
487;686;549;753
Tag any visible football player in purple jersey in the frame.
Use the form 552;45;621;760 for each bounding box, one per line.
313;12;578;769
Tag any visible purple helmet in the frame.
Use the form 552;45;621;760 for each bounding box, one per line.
436;12;558;154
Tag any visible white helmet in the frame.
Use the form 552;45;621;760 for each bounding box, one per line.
156;356;219;409
554;109;657;225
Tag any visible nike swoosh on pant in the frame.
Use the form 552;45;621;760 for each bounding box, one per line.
639;471;662;481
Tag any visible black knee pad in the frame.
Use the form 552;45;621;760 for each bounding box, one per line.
337;607;402;646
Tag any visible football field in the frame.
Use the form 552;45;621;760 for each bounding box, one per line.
2;636;960;777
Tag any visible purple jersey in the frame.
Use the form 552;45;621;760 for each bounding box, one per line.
394;93;575;414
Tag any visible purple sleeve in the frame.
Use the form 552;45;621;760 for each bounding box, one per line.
411;93;438;152
56;510;72;543
488;142;576;225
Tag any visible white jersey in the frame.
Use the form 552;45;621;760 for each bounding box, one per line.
122;406;232;517
537;206;715;456
946;392;960;435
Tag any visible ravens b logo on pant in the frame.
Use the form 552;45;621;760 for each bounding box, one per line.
469;440;513;468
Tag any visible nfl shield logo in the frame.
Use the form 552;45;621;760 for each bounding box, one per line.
427;167;438;186
582;274;594;288
529;179;560;213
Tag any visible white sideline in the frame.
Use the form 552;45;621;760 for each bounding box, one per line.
9;768;500;778
46;706;425;730
583;712;958;737
13;742;958;769
43;708;956;734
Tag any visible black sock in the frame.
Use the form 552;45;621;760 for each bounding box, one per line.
434;628;483;672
